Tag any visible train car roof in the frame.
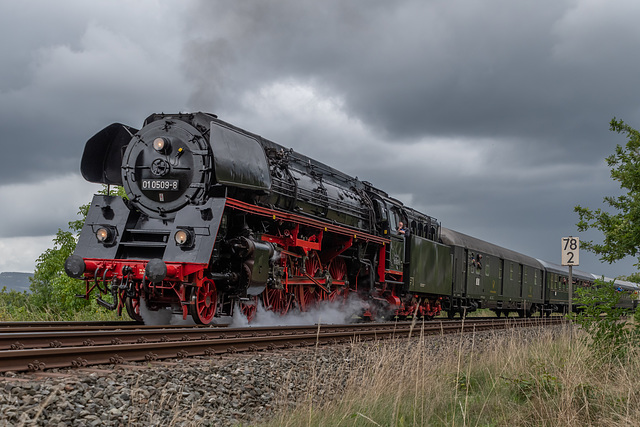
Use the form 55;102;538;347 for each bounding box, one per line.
440;227;543;268
535;259;595;281
589;276;639;291
614;279;640;291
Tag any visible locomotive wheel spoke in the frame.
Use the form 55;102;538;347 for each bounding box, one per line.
296;285;320;312
263;288;291;316
240;296;258;322
326;257;348;303
292;251;323;278
326;286;348;303
329;257;347;281
189;279;217;325
305;254;321;277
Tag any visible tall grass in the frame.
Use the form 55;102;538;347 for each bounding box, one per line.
266;322;640;426
0;303;120;322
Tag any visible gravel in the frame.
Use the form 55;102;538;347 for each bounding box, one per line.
0;346;353;426
0;325;565;426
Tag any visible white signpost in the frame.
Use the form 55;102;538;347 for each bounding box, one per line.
561;237;579;315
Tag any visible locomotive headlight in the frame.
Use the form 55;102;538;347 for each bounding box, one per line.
153;137;168;153
96;227;110;242
95;226;116;245
174;229;193;246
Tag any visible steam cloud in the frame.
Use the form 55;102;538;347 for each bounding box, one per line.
138;293;368;327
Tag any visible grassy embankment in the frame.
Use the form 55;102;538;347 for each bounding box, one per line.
3;296;637;425
0;302;120;322
264;321;640;426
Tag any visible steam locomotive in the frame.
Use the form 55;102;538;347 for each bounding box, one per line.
64;112;636;324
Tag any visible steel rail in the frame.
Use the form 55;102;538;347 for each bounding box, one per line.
0;320;142;329
0;316;561;334
0;317;561;349
0;323;411;350
0;323;228;334
0;317;564;373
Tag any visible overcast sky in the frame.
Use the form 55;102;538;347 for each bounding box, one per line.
1;0;639;278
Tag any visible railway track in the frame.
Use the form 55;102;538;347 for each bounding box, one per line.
0;321;228;334
0;317;565;373
0;320;143;329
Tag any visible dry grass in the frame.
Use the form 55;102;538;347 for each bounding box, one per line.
265;321;640;426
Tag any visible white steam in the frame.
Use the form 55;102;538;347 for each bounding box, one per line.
229;293;368;328
138;293;369;327
139;301;197;326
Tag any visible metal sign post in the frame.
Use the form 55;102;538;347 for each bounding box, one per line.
561;237;579;315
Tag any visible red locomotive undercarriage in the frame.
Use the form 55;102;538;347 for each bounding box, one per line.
77;198;442;324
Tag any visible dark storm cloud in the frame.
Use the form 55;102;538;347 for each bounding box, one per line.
0;1;193;270
0;1;190;185
184;0;640;159
177;0;640;276
2;0;639;276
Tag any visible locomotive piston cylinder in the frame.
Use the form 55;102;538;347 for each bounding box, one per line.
229;237;276;295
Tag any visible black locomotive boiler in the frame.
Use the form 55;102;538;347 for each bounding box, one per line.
65;112;637;324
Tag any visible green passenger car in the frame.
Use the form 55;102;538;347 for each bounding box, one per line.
439;227;544;318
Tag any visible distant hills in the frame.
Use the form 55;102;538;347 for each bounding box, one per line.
0;272;33;293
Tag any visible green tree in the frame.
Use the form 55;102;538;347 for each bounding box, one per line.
574;278;636;361
28;185;126;317
621;272;640;283
28;203;90;314
575;118;640;267
574;119;640;362
0;287;30;319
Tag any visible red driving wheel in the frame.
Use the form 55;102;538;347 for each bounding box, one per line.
189;279;217;325
263;288;291;316
296;285;320;311
329;257;347;281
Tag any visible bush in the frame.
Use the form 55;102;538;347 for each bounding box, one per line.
574;278;638;361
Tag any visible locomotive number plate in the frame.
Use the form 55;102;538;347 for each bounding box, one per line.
141;179;179;191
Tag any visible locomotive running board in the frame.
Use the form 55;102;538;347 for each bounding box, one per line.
225;198;388;245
